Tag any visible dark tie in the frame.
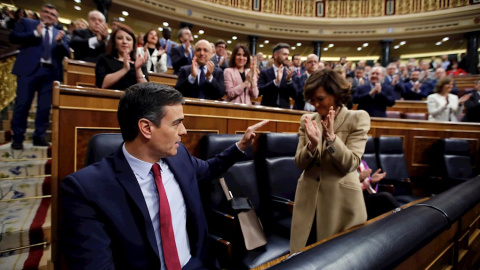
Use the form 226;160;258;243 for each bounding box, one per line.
42;27;51;60
297;69;300;76
151;163;182;270
199;66;206;86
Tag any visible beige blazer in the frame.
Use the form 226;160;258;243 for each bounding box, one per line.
290;107;370;252
224;67;259;105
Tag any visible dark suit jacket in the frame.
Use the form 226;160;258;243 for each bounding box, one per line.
175;65;225;100
421;79;459;96
210;55;229;69
352;83;396;117
463;91;480;122
9;18;69;80
258;67;297;109
70;28;106;63
61;143;245;270
401;81;428;100
293;73;308;110
170;44;193;75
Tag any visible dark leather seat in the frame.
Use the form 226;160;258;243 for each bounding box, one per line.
376;136;424;204
199;134;290;269
84;133;123;166
256;133;301;237
386;111;402;118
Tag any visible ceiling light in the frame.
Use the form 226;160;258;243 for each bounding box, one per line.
232;36;237;40
264;40;269;44
363;43;369;47
394;45;400;49
163;22;169;27
442;37;449;41
323;47;328;51
74;0;81;3
74;5;81;10
328;43;334;48
158;27;163;31
291;46;296;50
227;40;232;44
357;47;362;51
118;17;125;22
259;44;264;47
435;42;442;46
122;11;129;16
193;35;198;38
296;43;302;46
400;41;406;45
198;30;204;34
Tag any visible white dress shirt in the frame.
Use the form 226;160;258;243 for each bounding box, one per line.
122;144;191;268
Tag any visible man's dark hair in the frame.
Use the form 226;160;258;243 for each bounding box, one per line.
215;39;227;48
355;66;365;71
118;83;185;141
177;27;190;40
272;43;290;54
292;54;300;61
43;4;58;12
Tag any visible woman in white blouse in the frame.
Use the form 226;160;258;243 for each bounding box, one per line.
136;29;167;73
427;76;471;121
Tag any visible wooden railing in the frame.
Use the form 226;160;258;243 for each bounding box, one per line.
63;57;178;88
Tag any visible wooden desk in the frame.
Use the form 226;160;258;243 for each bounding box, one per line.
63;57;178;88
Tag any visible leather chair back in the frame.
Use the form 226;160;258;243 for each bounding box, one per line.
363;136;378;172
376;136;410;181
442;139;472;181
84;133;123;166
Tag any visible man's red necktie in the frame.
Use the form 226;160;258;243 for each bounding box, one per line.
151;163;182;270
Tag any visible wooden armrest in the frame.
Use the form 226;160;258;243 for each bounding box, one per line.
208;234;232;268
272;195;294;214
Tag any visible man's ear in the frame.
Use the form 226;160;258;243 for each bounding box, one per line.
138;118;153;139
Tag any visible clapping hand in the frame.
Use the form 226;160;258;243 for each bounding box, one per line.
135;51;147;69
191;56;199;77
205;60;215;79
305;115;321;153
320;106;336;142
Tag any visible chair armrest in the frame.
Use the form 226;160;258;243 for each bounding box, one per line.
272;195;294;214
376;184;396;194
208;234;232;268
209;209;238;241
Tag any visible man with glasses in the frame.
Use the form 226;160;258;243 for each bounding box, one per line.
70;10;109;63
9;3;69;150
210;39;228;69
294;54;318;111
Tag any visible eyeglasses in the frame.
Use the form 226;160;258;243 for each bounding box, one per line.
41;9;58;18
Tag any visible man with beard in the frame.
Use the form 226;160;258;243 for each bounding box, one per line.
401;70;428;100
258;43;297;108
175;39;225;100
353;66;396;117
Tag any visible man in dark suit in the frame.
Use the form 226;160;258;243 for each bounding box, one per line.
258;43;297;109
9;4;69;150
170;27;194;75
175;40;225;100
463;80;480;122
291;54;305;77
210;39;228;69
353;66;396;117
159;27;178;69
69;10;108;63
61;82;268;270
401;70;428;100
293;53;318;111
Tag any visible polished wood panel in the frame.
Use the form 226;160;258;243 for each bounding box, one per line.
63;57;178;88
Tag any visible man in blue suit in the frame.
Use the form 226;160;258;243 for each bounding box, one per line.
61;82;268;270
353;66;396;117
175;40;225;100
159;27;178;69
171;27;194;75
9;4;69;149
258;43;297;109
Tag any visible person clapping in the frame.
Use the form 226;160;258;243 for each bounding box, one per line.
95;24;148;90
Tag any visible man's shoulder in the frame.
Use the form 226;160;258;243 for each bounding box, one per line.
179;65;192;72
73;28;93;37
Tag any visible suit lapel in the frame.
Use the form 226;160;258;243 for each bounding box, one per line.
113;148;160;258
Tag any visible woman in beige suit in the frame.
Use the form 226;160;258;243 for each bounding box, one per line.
224;44;259;104
290;69;370;252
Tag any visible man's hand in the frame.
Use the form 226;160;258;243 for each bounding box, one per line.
275;65;284;85
55;30;65;43
191;56;199;77
237;120;269;151
285;66;294;81
36;22;44;36
205;61;215;79
305;115;321;153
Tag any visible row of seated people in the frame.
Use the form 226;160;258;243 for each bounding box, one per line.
82;130;475;269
